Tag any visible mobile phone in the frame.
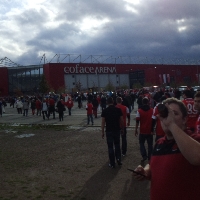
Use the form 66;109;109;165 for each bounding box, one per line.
127;168;146;177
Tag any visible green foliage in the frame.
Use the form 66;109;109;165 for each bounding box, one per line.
132;82;143;89
56;85;66;94
75;80;82;92
120;84;129;90
104;81;115;91
39;75;50;94
14;88;23;96
143;81;154;87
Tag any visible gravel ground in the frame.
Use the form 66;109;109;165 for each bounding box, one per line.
0;126;150;200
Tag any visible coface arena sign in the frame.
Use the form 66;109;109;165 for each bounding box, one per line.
64;64;117;74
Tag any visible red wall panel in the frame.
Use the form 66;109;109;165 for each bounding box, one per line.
43;63;198;89
0;67;9;96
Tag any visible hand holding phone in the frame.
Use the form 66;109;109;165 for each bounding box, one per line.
127;168;146;177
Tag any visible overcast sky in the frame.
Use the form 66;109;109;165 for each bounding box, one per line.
1;0;200;66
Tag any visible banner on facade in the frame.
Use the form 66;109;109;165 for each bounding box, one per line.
163;74;167;84
167;74;170;83
159;74;162;84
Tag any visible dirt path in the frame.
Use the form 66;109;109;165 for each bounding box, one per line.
0;127;150;200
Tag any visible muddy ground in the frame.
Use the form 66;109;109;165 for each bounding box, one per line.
0;125;150;200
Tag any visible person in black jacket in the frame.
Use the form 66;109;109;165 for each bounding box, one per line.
101;97;124;168
101;95;107;111
77;95;82;109
56;99;65;121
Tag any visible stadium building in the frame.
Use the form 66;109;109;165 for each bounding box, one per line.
0;55;199;96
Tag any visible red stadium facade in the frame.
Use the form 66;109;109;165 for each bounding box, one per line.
44;63;198;92
0;63;199;96
0;67;9;96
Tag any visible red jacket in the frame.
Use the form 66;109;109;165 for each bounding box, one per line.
86;103;93;115
35;100;42;109
65;99;74;108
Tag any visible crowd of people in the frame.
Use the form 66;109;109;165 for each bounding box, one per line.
131;88;200;200
0;94;74;121
1;86;200;198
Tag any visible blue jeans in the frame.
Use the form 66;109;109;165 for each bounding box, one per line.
106;131;121;166
87;114;93;124
68;108;72;115
139;134;153;160
23;109;28;116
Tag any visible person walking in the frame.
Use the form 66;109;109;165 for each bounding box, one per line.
48;96;56;119
92;96;99;118
100;95;107;111
22;99;29;117
30;99;36;115
77;95;82;109
65;96;74;116
115;96;130;156
86;100;93;125
2;99;7;113
41;98;49;120
15;98;23;114
56;99;65;121
101;97;123;168
135;97;154;162
36;98;42;116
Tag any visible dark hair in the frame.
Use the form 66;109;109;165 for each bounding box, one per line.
107;97;113;104
163;97;187;118
194;91;200;98
183;90;193;98
116;97;122;103
142;97;149;105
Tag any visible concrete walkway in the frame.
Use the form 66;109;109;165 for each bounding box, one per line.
0;102;137;127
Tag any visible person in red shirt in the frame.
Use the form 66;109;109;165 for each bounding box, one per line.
35;98;42;116
116;97;130;156
86;100;93;125
194;91;200;134
92;96;99;118
152;103;166;141
133;97;200;200
48;96;56;119
182;90;198;133
65;96;74;116
135;97;153;161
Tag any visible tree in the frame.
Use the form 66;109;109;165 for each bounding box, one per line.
56;85;67;94
144;81;154;87
120;84;129;90
39;75;50;94
132;82;143;89
104;81;115;91
75;80;82;92
14;88;23;96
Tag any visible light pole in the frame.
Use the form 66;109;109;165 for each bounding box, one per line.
154;67;157;85
197;62;199;85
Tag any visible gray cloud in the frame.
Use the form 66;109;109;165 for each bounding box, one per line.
1;0;200;65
